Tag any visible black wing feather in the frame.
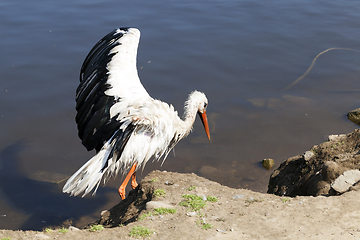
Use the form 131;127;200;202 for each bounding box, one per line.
101;123;135;172
76;28;131;152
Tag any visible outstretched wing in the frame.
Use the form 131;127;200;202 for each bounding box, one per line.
75;27;150;152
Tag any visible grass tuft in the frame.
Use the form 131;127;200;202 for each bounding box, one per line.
44;228;52;234
179;194;206;211
206;196;218;202
139;207;176;221
129;226;154;238
58;227;68;234
197;219;212;230
89;224;104;232
153;189;165;197
154;207;177;215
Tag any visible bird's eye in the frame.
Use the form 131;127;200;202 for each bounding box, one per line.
204;103;208;108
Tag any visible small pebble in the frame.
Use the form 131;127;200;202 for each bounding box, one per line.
186;212;197;217
261;159;275;170
233;195;245;199
69;226;80;231
304;151;314;161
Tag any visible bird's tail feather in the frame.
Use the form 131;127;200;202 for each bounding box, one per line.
62;147;112;197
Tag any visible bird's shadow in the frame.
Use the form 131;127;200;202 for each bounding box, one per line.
0;140;110;231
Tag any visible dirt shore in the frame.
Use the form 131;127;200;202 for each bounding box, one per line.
1;131;360;240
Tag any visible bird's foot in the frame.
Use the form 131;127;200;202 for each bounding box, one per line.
118;187;126;200
131;180;138;189
131;171;138;189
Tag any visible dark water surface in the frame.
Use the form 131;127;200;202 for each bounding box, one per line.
1;0;360;230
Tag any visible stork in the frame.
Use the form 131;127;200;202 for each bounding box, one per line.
63;28;210;200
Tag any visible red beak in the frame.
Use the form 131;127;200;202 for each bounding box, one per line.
198;111;211;140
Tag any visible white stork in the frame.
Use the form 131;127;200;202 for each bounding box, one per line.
63;28;210;200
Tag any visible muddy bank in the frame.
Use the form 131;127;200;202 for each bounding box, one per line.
1;130;360;239
268;129;360;196
1;170;360;239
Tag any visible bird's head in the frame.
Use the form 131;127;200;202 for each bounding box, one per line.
187;91;211;140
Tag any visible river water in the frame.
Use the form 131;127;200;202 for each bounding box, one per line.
1;0;360;230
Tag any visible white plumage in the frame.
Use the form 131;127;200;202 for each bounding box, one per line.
63;27;210;200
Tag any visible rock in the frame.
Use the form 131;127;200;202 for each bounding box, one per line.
331;170;360;193
186;212;197;217
233;194;245;199
68;226;80;231
261;159;274;170
146;201;175;210
347;108;360;125
303;151;314;161
328;134;346;141
322;161;344;182
268;129;360;196
307;180;330;196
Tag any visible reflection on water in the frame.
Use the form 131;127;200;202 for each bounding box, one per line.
0;141;110;230
1;0;360;230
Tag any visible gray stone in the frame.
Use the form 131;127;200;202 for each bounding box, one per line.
347;108;360;125
69;226;80;231
146;201;175;210
304;151;314;161
331;170;360;193
186;211;197;217
233;194;245;199
328;134;346;141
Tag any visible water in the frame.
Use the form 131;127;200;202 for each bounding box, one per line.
1;0;360;230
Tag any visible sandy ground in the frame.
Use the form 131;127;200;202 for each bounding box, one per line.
1;169;360;240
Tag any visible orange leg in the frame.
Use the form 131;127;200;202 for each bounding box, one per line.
118;163;137;200
131;170;138;189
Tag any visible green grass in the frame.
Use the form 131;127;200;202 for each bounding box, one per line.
179;194;219;211
150;178;158;183
154;207;177;215
281;198;290;203
138;212;154;221
1;237;11;240
138;212;152;221
197;219;212;230
44;228;52;234
153;189;165;197
139;207;176;221
129;226;154;238
201;222;213;230
206;196;218;202
58;227;68;234
89;224;104;232
187;185;196;191
179;194;207;211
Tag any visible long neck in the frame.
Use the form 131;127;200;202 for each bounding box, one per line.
178;97;198;138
